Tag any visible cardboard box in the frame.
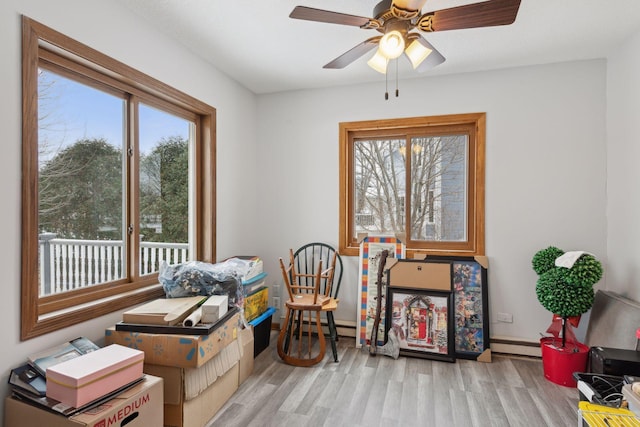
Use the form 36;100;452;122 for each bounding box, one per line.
5;374;163;427
244;287;268;322
238;327;254;384
387;258;452;291
105;312;240;368
46;344;144;408
164;363;239;427
144;335;241;405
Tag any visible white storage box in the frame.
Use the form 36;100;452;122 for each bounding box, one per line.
201;295;228;323
46;344;144;408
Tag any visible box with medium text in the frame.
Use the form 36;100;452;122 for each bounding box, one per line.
5;374;163;427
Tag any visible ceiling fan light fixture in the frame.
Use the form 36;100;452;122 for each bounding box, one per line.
367;49;388;74
405;38;433;69
379;30;405;59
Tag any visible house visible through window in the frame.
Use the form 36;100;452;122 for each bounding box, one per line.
22;17;216;340
339;114;485;257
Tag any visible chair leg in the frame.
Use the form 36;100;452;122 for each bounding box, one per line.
277;308;293;360
315;310;326;362
283;309;296;354
327;311;338;362
278;308;326;367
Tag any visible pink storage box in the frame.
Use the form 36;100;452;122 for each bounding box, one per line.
46;344;144;408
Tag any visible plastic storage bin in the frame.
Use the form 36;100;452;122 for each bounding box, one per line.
574;372;625;408
249;306;276;358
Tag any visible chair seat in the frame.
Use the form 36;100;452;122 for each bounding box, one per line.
286;296;338;311
321;297;338;311
285;294;326;311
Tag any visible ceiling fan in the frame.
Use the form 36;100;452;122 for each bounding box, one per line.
290;0;521;74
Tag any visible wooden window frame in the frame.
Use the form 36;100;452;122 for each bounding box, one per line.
339;113;485;258
21;17;217;340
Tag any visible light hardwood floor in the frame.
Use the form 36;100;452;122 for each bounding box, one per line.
208;332;580;427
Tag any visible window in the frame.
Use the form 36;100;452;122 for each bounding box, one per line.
339;114;485;257
22;17;216;340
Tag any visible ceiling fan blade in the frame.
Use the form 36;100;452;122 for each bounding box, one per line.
430;0;521;32
392;0;428;12
407;36;446;72
323;37;381;69
290;6;372;27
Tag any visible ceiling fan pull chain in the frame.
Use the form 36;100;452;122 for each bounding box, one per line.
385;67;389;100
395;59;399;98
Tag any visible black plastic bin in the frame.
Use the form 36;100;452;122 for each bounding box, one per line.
249;306;276;358
574;372;626;408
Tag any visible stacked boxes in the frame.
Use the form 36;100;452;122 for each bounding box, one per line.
240;262;274;357
5;374;164;427
106;312;254;427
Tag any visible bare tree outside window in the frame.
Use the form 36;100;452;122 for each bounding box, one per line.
340;114;485;257
354;135;467;243
409;135;468;242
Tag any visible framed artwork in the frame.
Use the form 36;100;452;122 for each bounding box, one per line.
384;287;455;362
425;255;490;360
356;236;405;348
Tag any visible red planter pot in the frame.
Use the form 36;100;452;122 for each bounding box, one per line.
540;337;589;387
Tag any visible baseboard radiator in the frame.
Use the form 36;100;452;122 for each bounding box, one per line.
272;316;541;357
271;317;357;339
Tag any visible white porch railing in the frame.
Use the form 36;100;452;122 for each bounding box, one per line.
39;233;189;296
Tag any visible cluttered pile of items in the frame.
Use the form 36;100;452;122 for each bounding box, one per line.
574;329;640;425
5;255;265;427
7;337;163;426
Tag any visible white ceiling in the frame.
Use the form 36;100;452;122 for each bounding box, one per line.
117;0;640;95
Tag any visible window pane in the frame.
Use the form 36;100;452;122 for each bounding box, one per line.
410;135;468;242
38;69;125;295
138;104;192;275
354;138;406;236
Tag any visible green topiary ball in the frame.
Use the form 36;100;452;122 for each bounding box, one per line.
535;268;595;317
532;246;565;276
565;254;603;287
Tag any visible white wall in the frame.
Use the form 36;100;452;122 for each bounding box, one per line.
606;30;640;303
0;0;258;416
256;60;608;344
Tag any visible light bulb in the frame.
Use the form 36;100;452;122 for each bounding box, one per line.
379;30;405;59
